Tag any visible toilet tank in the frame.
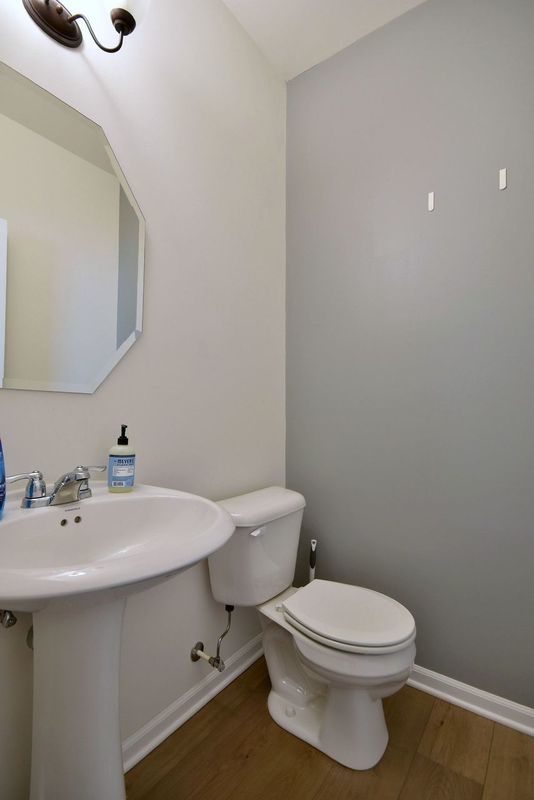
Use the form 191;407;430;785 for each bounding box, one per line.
208;486;306;606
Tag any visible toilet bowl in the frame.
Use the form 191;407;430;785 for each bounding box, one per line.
258;583;415;769
208;487;416;770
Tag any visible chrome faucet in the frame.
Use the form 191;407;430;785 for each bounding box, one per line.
49;465;106;505
6;465;106;509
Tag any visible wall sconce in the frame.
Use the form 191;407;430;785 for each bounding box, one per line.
22;0;136;53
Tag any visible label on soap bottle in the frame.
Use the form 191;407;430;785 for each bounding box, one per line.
108;454;136;489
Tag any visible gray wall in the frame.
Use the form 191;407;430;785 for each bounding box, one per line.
287;0;534;706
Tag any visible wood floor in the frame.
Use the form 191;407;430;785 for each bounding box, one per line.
126;658;534;800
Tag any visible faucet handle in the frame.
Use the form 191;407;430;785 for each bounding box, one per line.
72;465;107;479
76;465;107;476
6;471;47;506
74;465;107;501
6;470;43;485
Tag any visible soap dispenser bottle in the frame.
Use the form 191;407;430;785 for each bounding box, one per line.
108;425;136;493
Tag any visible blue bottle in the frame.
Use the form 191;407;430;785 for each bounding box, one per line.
0;438;5;520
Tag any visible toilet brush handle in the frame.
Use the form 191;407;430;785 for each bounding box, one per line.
309;539;318;582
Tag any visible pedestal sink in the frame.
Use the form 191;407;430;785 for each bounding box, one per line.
0;483;235;800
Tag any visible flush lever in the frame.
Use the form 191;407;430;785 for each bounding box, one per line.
249;526;266;538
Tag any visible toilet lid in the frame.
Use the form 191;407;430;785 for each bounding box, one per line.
282;580;415;648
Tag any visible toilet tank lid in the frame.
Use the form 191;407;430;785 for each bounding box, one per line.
218;486;306;527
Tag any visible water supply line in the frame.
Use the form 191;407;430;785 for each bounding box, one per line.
0;610;17;629
190;604;234;673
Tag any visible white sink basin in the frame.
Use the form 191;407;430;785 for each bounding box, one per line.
0;483;235;800
0;483;234;610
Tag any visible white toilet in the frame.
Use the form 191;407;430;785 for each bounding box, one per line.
208;486;416;770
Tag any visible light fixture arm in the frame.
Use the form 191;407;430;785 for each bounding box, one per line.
67;13;125;53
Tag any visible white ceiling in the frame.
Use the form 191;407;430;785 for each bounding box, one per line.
223;0;429;80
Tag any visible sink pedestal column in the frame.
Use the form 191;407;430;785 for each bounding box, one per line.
30;596;127;800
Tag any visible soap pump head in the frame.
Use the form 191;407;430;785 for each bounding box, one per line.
117;424;128;445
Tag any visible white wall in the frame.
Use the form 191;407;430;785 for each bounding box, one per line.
0;1;286;797
0;219;6;381
0;112;119;390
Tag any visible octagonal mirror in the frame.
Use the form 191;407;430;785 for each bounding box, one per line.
0;61;145;393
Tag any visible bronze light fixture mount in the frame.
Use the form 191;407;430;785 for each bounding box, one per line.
22;0;136;53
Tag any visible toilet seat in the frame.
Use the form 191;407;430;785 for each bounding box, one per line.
282;579;415;654
285;614;416;654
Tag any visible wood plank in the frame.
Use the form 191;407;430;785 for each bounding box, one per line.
399;753;483;800
312;744;414;800
482;723;534;800
189;718;332;800
384;685;435;753
418;698;494;784
125;658;269;800
133;712;272;800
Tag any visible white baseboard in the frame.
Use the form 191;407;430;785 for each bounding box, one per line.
122;633;263;772
409;664;534;737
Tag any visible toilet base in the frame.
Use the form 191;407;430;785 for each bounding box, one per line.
258;595;414;771
267;686;388;770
